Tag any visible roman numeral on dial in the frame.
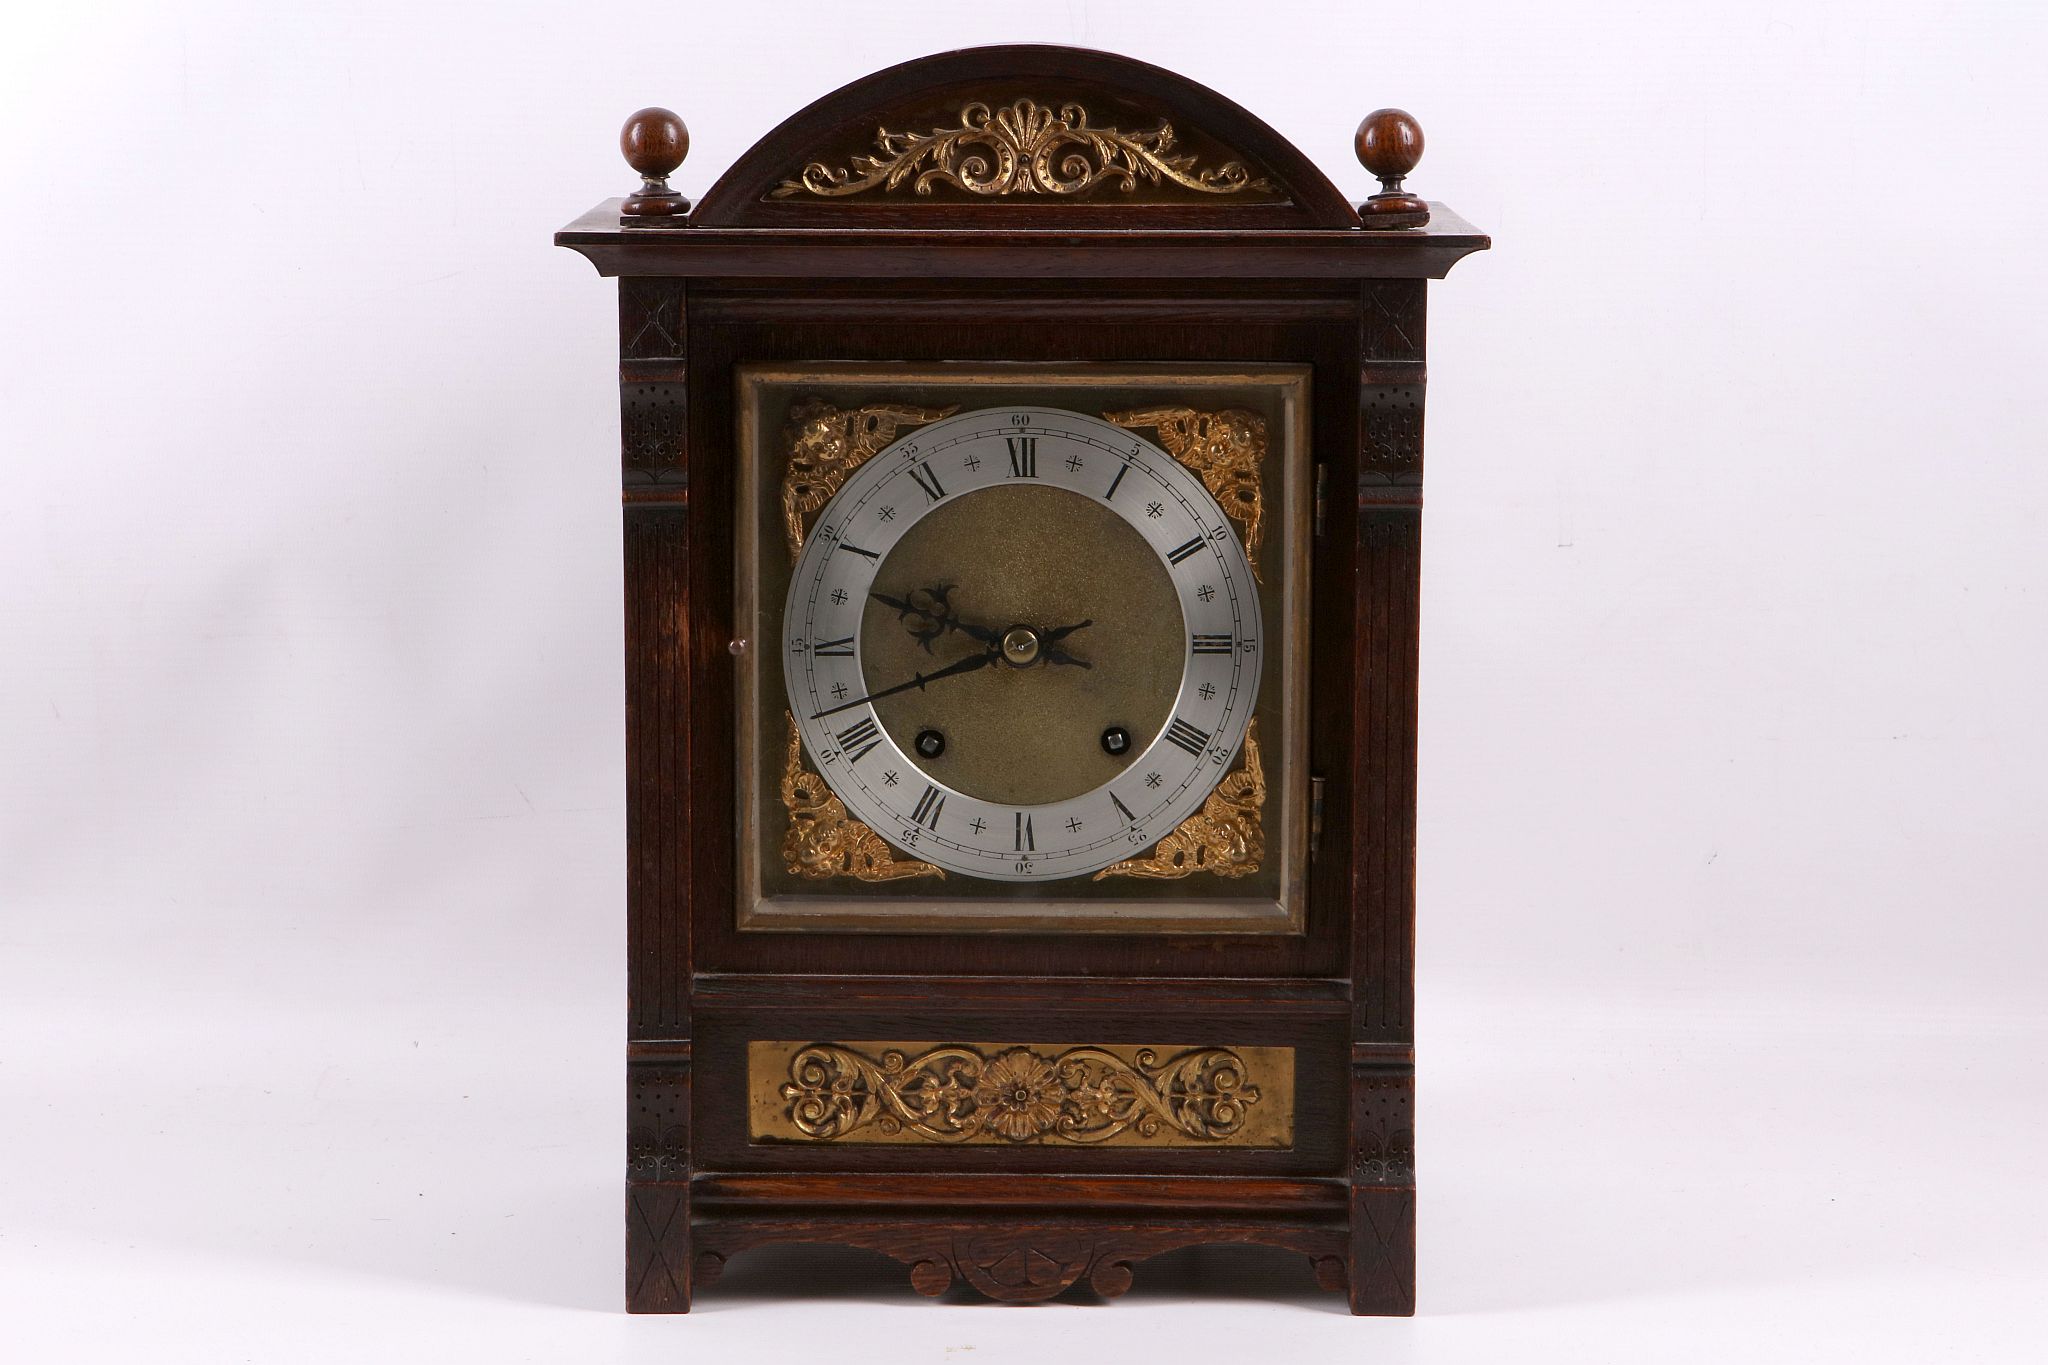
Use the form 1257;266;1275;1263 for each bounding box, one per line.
839;542;881;560
1167;535;1205;565
813;636;855;657
1163;717;1212;756
1109;791;1135;823
1191;633;1233;654
1006;437;1037;478
1105;464;1128;500
906;462;945;502
835;717;882;764
911;784;944;829
1014;812;1034;851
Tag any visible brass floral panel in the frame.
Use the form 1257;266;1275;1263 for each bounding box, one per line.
748;1041;1294;1148
771;98;1274;201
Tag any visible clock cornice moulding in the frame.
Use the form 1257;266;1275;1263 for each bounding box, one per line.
555;209;1491;280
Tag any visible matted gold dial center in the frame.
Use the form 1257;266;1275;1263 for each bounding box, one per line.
858;483;1184;808
1001;626;1041;666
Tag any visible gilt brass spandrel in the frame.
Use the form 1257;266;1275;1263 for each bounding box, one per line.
1095;718;1265;881
780;401;958;562
780;714;943;883
747;1040;1294;1148
1103;407;1268;576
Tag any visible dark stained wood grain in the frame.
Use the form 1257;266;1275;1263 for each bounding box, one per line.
558;203;1490;280
692;1172;1347;1210
562;43;1485;1317
693;1214;1349;1304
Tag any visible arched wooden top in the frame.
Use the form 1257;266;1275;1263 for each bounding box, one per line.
691;45;1360;230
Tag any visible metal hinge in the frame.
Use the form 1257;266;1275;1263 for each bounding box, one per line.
1309;775;1326;857
1313;463;1328;537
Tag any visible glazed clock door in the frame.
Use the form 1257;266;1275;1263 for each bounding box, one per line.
732;365;1312;935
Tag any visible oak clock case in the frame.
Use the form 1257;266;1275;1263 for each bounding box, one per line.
556;43;1487;1316
735;366;1310;932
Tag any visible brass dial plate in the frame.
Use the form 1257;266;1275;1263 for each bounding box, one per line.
780;407;1262;882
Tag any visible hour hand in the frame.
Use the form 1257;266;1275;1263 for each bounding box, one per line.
870;585;1000;650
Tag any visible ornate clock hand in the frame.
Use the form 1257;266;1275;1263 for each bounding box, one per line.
1041;618;1092;644
808;643;1001;720
1034;619;1094;669
870;585;1002;651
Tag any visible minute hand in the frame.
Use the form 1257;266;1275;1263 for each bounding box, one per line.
808;647;999;721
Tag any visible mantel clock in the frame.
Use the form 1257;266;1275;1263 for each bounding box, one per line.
556;44;1487;1313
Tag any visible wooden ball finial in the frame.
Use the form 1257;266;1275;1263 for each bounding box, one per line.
620;107;691;225
1355;108;1430;229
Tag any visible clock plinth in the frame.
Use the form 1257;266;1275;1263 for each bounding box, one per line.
559;44;1486;1314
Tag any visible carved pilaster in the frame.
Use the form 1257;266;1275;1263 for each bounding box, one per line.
622;508;690;1037
621;381;688;494
1347;1061;1415;1314
619;277;685;360
626;1184;691;1312
629;1063;692;1180
620;279;688;496
1349;1065;1414;1185
627;1060;692;1313
1348;1186;1416;1315
1361;385;1425;479
1361;279;1426;363
1361;280;1426;487
1352;510;1420;1037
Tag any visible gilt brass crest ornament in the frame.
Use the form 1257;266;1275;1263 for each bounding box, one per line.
772;99;1274;201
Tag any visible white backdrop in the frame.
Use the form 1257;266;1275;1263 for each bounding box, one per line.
3;1;2043;1360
